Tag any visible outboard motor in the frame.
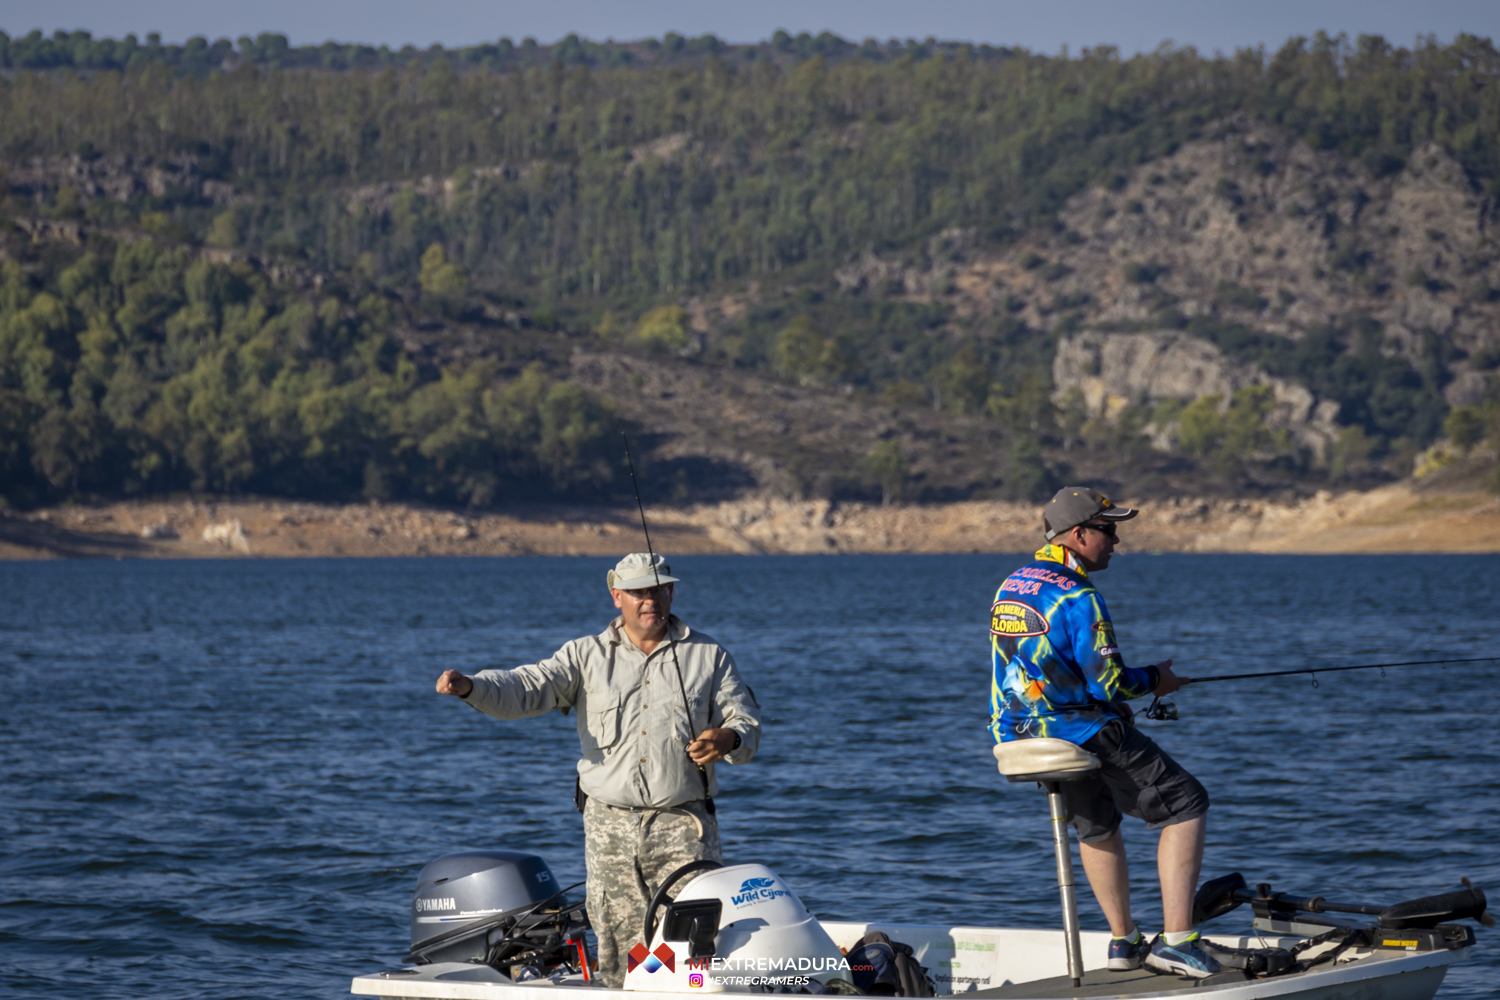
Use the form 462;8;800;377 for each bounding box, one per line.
407;850;588;980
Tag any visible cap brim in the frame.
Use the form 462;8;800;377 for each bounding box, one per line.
1096;507;1138;521
611;573;680;590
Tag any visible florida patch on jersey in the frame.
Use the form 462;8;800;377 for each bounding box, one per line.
990;600;1049;638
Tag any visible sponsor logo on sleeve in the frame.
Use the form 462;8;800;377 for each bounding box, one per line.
990;600;1049;638
1099;645;1120;658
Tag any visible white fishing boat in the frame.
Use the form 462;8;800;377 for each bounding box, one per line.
349;853;1484;1000
352;742;1488;1000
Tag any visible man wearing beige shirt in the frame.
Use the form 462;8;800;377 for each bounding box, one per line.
435;552;762;986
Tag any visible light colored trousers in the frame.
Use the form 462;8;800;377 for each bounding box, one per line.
583;797;721;987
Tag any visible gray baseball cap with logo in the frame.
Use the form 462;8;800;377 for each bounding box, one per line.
1043;486;1138;540
607;552;680;591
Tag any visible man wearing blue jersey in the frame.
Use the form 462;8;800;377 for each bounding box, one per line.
990;487;1216;978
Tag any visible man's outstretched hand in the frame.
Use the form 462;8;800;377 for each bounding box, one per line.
436;670;474;698
1152;659;1185;696
687;728;736;765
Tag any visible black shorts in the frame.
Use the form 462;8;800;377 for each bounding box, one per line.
1061;719;1210;844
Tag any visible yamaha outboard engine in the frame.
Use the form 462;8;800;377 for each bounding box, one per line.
407;850;589;979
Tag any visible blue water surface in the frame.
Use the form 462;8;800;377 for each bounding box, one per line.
1;553;1497;999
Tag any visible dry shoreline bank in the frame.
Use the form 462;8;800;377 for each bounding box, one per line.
4;482;1499;560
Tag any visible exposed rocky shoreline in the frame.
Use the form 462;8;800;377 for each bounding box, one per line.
4;480;1498;560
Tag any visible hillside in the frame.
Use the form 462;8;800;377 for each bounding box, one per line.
1;31;1499;512
807;125;1500;492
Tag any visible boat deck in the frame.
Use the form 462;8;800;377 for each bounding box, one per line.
957;966;1250;998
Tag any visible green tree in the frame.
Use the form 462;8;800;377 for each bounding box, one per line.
1055;386;1089;451
771;314;849;385
631;305;689;353
418;243;469;312
864;438;908;506
1328;425;1377;482
1177;394;1224;458
206;211;241;248
937;344;991;415
1003;437;1054;501
1444;406;1484;454
986;373;1057;433
1222;386;1276;452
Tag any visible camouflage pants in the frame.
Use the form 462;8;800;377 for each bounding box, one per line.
583;797;721;988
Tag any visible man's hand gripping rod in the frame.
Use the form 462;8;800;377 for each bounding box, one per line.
622;434;716;815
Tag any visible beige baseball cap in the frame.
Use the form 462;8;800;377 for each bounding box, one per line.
1043;487;1138;540
607;552;680;591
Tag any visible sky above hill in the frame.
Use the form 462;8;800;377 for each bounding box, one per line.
5;0;1500;55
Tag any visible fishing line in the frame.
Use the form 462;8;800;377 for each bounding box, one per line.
1145;655;1500;721
621;433;715;815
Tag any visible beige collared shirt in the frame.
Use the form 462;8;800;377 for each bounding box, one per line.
462;615;761;809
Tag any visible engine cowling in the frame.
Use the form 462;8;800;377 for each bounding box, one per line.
408;850;564;966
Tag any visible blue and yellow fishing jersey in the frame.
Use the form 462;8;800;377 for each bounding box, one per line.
989;543;1159;745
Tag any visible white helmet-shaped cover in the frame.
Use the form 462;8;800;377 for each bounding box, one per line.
622;864;851;993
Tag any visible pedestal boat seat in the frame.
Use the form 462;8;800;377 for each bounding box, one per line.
993;738;1100;988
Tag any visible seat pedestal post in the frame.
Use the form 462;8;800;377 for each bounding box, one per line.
1044;780;1085;987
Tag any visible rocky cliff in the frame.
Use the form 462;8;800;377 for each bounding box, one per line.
1052;331;1341;454
831;121;1500;468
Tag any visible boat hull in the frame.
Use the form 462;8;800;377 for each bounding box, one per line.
351;920;1464;1000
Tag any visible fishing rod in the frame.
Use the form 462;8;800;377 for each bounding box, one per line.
621;433;716;815
1180;655;1500;687
1144;654;1500;721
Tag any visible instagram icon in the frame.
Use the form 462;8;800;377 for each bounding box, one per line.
688;973;705;988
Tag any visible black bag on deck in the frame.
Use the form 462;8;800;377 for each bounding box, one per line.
1198;938;1296;976
845;932;935;997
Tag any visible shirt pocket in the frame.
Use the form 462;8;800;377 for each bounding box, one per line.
581;691;622;754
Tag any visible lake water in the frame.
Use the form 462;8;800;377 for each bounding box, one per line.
1;554;1497;999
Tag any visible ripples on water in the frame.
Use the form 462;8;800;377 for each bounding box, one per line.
1;554;1497;999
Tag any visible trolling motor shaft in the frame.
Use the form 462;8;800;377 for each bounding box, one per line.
1194;873;1494;930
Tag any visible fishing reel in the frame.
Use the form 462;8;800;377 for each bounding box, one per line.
1144;696;1179;721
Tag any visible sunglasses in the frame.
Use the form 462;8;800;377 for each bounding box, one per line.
1080;521;1118;537
622;584;672;599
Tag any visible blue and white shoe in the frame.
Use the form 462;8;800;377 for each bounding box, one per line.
1146;932;1222;978
1107;931;1152;970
